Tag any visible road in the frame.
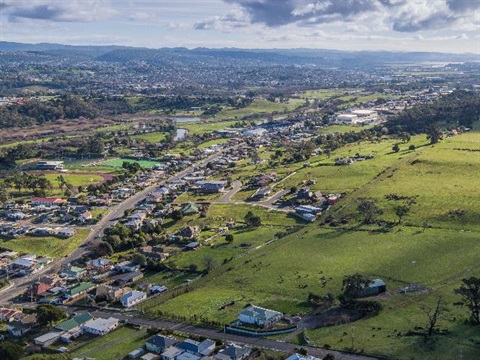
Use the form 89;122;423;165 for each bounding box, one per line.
217;180;242;203
0;149;228;305
74;308;377;360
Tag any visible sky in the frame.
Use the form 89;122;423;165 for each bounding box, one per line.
0;0;479;53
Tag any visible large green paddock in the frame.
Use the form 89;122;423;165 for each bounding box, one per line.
0;228;90;258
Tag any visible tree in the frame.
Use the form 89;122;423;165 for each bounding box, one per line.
392;143;400;153
202;255;216;273
132;253;147;266
171;210;183;221
323;354;336;360
408;144;416;151
426;124;443;144
454;277;480;324
342;273;372;301
0;341;23;360
420;297;448;336
225;234;234;243
244;211;261;227
394;204;410;224
36;304;67;327
357;200;382;224
97;241;113;256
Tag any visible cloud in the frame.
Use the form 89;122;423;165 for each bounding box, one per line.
194;10;249;31
0;0;117;22
222;0;479;32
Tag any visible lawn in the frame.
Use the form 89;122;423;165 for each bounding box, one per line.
102;158;160;169
43;173;105;187
70;326;150;360
0;228;90;258
131;131;169;143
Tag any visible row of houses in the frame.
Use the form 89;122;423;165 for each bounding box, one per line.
127;333;251;360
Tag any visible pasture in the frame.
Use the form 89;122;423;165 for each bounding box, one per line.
0;228;90;258
142;131;480;359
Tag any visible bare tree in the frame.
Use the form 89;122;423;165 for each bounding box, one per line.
420;297;448;337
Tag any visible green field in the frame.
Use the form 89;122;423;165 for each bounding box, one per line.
102;158;160;168
141;131;480;359
70;326;149;360
0;228;90;258
215;98;304;120
43;173;105;187
131;131;169;143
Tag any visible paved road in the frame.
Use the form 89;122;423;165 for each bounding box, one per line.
0;150;229;305
258;188;289;207
217;180;242;203
80;309;377;360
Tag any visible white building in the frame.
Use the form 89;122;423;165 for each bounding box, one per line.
238;305;282;327
81;317;119;336
337;114;358;124
120;290;147;308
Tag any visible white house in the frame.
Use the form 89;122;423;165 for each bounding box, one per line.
238;305;282;327
81;317;119;336
120;290;147;308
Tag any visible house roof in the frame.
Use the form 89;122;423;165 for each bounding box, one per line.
54;313;93;332
219;343;251;360
66;282;95;296
239;305;282;321
31;197;62;203
161;346;184;358
177;352;201;360
120;290;146;303
34;331;61;343
177;339;199;353
82;317;118;331
146;334;177;349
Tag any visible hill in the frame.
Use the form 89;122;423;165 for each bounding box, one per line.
140;129;480;360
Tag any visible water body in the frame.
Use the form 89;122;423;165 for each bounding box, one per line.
173;117;201;123
174;128;188;141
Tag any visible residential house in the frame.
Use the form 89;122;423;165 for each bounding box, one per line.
57;228;76;238
140;246;168;262
120;290;147;307
176;353;200;360
30;281;53;300
161;346;184;360
197;181;227;194
175;226;200;239
78;211;93;223
81;317;119;336
31;197;65;207
180;203;199;216
176;339;215;357
238;305;282;328
7;314;37;337
111;271;144;286
60;266;86;280
114;261;140;273
63;282;96;301
96;285;132;302
141;353;161;360
54;313;94;334
216;343;251;360
0;308;22;322
34;332;62;347
145;334;177;354
86;258;112;272
285;354;320;360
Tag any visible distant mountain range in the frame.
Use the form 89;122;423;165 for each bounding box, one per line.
0;41;478;67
